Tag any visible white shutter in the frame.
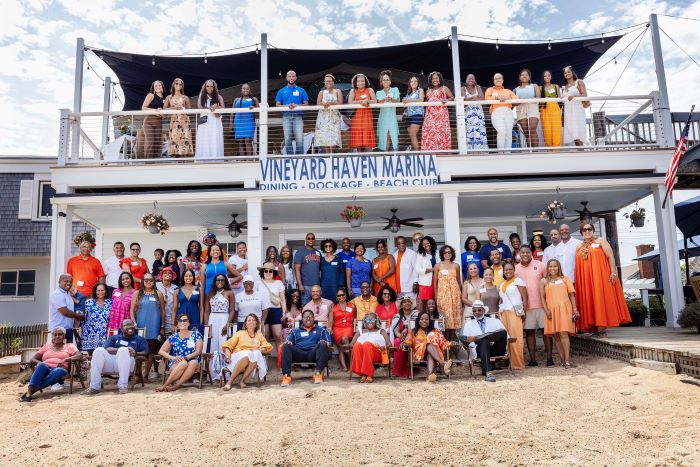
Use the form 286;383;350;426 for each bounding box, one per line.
18;180;34;219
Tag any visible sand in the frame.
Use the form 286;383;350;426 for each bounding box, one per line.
2;355;700;466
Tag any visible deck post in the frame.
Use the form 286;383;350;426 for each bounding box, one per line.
450;26;467;154
259;33;268;160
649;14;674;148
246;198;263;272
651;183;683;327
58;108;70;166
71;37;85;162
442;192;462;259
101;76;111;152
49;204;73;311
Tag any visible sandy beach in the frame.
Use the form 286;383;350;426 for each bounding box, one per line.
2;355;699;466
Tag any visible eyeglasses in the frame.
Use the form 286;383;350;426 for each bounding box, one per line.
323;245;333;249
360;285;370;289
131;248;140;251
382;292;391;296
178;318;190;323
306;237;315;240
264;269;274;273
582;227;594;232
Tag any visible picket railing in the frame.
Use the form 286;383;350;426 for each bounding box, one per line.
0;323;47;358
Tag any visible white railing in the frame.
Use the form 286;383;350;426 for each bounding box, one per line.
61;94;661;165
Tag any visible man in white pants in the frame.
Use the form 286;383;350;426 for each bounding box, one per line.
86;319;148;394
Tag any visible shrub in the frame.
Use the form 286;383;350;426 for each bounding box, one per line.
677;302;700;332
625;300;648;326
649;296;666;326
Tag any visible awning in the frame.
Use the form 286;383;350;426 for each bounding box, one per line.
91;36;620;110
674;195;700;238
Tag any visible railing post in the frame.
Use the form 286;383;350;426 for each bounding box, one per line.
101;76;112;155
652;90;674;148
450;26;467;155
649;14;674;148
259;33;268;160
58;108;70;166
71;37;85;162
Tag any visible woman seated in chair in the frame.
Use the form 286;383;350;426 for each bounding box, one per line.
156;313;203;392
391;295;416;378
402;311;452;382
221;314;272;390
20;327;79;402
350;313;391;383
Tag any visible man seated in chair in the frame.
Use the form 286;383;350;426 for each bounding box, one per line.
280;309;332;387
460;300;508;383
86;318;148;394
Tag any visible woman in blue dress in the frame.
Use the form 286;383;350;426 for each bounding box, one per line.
462;74;488;151
403;76;425;151
460;235;483;280
177;269;202;329
232;83;259;156
156;313;202;392
345;242;373;298
200;244;239;301
130;273;165;381
376;70;400;152
80;283;112;353
319;238;345;301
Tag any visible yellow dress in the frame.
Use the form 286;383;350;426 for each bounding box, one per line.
436;267;462;330
540;86;562;148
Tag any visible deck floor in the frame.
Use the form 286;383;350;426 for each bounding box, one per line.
583;326;700;356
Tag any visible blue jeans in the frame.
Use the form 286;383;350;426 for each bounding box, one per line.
282;113;304;155
29;362;68;390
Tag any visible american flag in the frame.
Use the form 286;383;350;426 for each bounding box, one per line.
664;107;694;202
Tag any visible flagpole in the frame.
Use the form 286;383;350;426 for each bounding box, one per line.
662;104;694;208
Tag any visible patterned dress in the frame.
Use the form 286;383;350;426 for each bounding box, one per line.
168;94;193;156
435;267;462;330
464;88;488;150
314;89;341;148
406;328;449;361
107;288;135;330
81;298;112;351
421;87;451;151
166;329;202;368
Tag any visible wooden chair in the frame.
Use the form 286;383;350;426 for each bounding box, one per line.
220;324;265;388
690;275;700;302
157;325;210;389
457;314;515;377
19;330;86;394
345;344;395;380
405;320;459;380
97;327;147;390
290;321;331;376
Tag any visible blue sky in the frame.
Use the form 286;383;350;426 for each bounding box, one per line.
2;0;699;265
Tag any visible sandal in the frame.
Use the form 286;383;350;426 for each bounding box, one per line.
359;376;367;383
427;373;437;383
222;383;233;391
443;359;453;376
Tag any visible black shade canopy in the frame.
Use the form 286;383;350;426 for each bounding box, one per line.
674;195;700;238
91;36;621;110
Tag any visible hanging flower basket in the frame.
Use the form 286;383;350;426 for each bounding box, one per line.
624;207;646;228
341;205;367;227
139;212;170;235
73;231;96;247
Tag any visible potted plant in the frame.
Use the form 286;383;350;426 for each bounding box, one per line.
677;302;700;333
73;231;96;247
139;212;170;235
624;205;646;228
340;205;367;228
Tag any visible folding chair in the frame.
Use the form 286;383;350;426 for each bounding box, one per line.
157;325;210;389
346;320;394;380
406;320;459;380
220;324;265;388
458;314;515;377
290;321;331;376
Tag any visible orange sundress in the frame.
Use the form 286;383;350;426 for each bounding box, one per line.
543;276;577;336
404;328;448;361
574;242;631;332
350;88;376;148
372;255;398;296
436;267;462;330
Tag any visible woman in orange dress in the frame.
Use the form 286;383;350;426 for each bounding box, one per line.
328;288;356;372
348;74;376;151
433;245;462;341
350;313;391;383
540;259;578;368
371;239;397;296
375;285;398;324
574;223;631;337
498;262;527;370
403;311;452;382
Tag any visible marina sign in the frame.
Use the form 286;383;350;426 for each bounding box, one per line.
259;154;439;190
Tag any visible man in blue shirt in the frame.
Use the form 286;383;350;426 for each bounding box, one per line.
86;319;148;394
479;227;513;269
336;237;355;267
275;70;309;155
280;310;332;387
294;232;321;304
48;274;84;345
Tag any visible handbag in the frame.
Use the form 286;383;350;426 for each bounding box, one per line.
261;280;281;307
380;348;390;365
197;114;208;125
504;283;525;317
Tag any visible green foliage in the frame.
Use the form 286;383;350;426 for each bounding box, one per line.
677;302;700;329
625;300;648;326
648;296;666;326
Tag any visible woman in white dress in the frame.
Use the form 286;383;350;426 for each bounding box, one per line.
314;74;343;153
221;314;272;389
498;262;527;370
462;73;488;151
562;66;588;146
195;79;225;161
204;273;235;382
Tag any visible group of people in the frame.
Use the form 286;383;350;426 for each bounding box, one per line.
23;222;630;401
137;65;588;160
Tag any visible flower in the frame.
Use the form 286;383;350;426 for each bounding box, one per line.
73;231;96;247
138;212;170;235
340;205;367;222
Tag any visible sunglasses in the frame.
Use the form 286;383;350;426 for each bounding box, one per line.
323;245;333;249
361;285;370;289
178;318;190;323
382;292;391;295
143;279;154;282
306;236;315;240
131;248;141;251
264;269;274;273
582;227;594;232
336;293;346;297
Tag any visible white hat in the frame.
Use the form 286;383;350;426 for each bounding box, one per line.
242;274;255;283
471;299;489;313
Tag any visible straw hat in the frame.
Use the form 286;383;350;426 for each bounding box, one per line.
399;294;416;309
471;299;489;313
257;262;278;272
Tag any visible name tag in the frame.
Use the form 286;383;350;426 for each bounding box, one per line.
193;291;199;295
440;269;449;275
467;254;475;260
479;288;486;293
300;331;309;337
321;305;328;311
77;280;84;287
186;339;195;349
373;264;379;270
119;340;128;346
252;339;259;345
148;297;156;302
591;243;600;248
342;259;348;263
331;262;338;266
113;291;122;297
131;261;139;266
345;306;353;313
497;247;503;252
292;90;299;97
554;279;563;285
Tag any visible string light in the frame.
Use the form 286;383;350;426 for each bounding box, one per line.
447;38;451;48
548;39;551;51
495;39;499;50
255;44;259;54
151;56;156;66
278;70;282;76
204;53;208;64
601;33;605;44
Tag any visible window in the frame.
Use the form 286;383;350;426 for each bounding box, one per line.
38;182;55;218
0;270;36;297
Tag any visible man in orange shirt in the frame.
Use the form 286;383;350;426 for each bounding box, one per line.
66;241;105;298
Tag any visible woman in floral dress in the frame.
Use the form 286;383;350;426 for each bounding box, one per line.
421;71;453;151
164;78;193;157
81;283;112;353
461;73;488;150
314;74;343;152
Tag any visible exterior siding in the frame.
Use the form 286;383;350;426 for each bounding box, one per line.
0;173;51;256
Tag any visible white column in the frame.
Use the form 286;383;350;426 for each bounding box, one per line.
93;228;104;261
652;183;683;327
49;204;73;320
649;14;674;148
101;76;111;151
442;192;462;257
246;198;263;272
450;26;467;154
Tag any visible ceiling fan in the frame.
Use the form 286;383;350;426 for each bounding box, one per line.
574;201;618;223
381;208;424;233
206;213;268;239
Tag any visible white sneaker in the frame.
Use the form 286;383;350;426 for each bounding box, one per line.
49;383;64;392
